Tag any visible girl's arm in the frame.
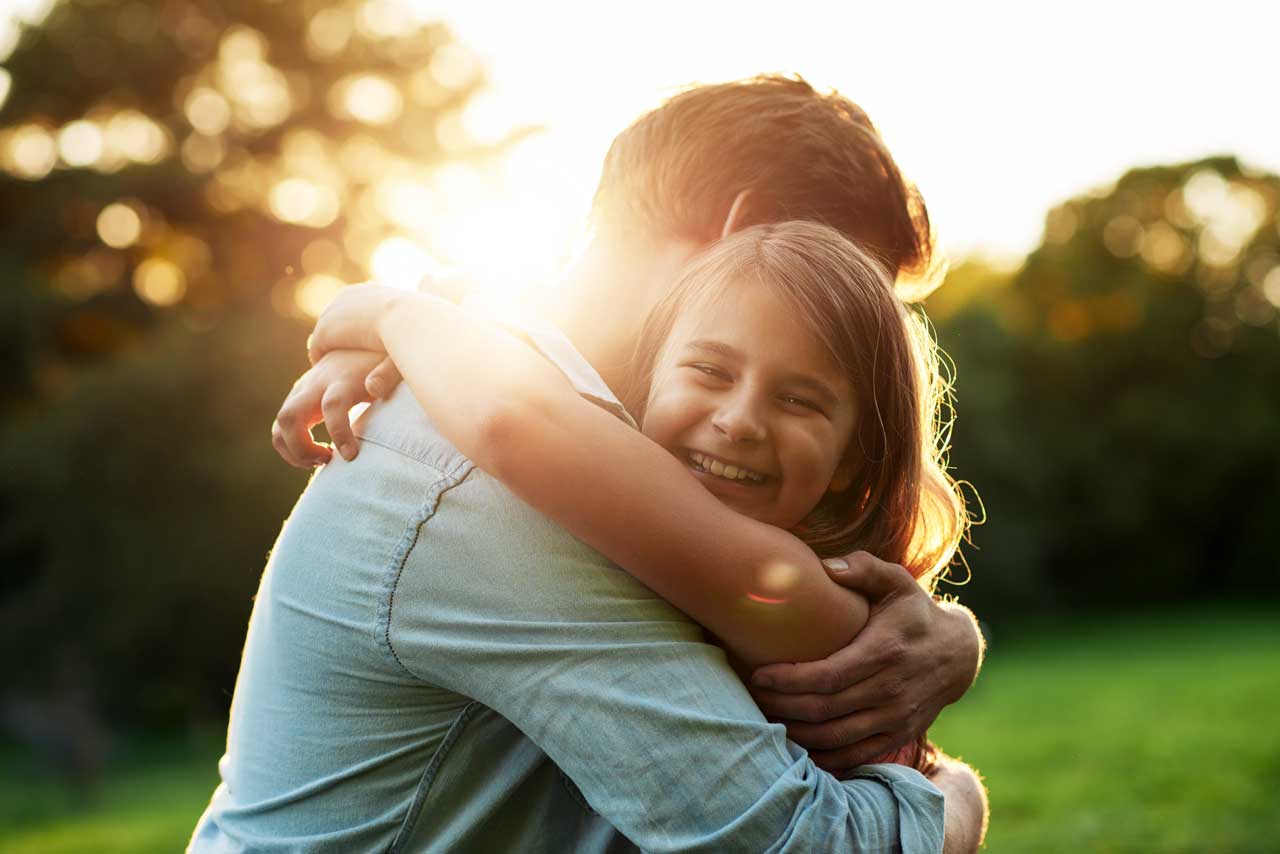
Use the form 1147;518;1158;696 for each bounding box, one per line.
312;286;868;667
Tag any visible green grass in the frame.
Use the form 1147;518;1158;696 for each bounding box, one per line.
931;607;1280;852
0;733;221;854
2;608;1276;853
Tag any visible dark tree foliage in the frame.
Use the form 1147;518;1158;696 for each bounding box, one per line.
0;0;503;726
934;157;1280;618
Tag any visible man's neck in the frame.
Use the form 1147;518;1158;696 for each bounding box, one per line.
531;232;702;396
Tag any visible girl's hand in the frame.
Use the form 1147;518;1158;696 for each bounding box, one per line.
273;349;388;465
308;284;406;365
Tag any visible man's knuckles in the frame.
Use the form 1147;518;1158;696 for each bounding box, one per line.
809;663;846;695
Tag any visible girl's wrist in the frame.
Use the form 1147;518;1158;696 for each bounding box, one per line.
375;290;416;350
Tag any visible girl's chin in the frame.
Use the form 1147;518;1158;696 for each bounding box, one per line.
690;468;776;520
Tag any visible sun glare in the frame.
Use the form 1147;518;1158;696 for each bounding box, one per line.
370;236;442;289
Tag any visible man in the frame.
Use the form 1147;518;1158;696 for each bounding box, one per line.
192;76;987;852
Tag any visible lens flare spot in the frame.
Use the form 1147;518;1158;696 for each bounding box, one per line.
748;562;799;605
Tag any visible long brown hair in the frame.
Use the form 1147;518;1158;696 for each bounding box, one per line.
627;221;968;591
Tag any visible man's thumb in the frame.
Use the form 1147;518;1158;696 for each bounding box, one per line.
823;553;911;600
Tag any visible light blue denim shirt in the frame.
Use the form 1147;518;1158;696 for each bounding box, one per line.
190;319;945;853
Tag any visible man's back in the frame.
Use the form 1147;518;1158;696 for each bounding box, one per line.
191;385;637;852
192;330;945;853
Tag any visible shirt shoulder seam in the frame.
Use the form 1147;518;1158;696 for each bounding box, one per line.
380;460;478;681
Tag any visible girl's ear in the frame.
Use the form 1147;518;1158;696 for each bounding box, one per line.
828;461;855;494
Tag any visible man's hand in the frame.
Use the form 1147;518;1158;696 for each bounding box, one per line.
748;552;983;774
271;349;389;466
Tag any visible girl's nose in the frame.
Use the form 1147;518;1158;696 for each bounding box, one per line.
712;393;767;443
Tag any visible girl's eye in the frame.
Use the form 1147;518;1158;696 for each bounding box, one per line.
688;363;730;381
780;395;823;414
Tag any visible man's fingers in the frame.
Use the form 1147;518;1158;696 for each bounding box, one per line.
823;551;917;601
811;732;909;774
321;383;365;461
775;708;890;752
750;675;894;723
751;633;889;695
365;359;402;399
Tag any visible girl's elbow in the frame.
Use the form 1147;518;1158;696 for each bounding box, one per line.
471;397;555;478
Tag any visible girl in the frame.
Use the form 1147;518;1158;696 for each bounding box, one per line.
308;220;969;772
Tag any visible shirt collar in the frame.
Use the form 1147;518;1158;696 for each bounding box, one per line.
482;303;638;430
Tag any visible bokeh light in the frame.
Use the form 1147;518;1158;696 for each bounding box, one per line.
184;87;232;136
306;8;352;58
105;110;170;164
180;133;226;173
300;239;344;275
1263;267;1280;309
96;202;143;249
332;74;403;125
268;177;340;227
294;273;346;317
57;120;105;167
5;124;57;178
132;258;187;306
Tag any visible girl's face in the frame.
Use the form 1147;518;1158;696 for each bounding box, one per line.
641;278;859;529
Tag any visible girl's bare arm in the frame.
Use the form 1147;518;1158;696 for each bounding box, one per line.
314;287;869;667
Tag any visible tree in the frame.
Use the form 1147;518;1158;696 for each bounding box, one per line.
933;157;1280;618
0;0;511;726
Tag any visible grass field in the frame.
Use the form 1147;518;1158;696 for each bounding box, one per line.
3;607;1277;853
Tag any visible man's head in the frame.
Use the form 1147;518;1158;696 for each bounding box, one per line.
590;74;938;292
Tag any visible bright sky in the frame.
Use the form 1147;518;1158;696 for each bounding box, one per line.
410;0;1280;261
3;0;1277;267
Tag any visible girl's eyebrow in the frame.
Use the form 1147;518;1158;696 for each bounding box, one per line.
687;339;741;359
686;339;840;406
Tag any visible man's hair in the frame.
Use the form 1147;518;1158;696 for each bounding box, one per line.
591;74;940;296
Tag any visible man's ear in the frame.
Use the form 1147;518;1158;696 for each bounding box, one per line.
720;189;756;239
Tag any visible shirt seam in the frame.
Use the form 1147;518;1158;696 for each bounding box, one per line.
378;460;478;681
386;701;483;854
356;433;454;473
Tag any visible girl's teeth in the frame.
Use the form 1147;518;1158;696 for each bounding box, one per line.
689;452;763;483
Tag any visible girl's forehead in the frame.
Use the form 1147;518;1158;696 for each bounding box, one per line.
663;278;849;383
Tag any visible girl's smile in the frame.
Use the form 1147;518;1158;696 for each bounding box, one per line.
641;278;858;530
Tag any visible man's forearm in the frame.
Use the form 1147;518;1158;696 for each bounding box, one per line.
930;752;988;854
937;599;985;705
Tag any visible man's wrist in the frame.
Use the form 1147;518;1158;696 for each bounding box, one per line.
937;601;983;704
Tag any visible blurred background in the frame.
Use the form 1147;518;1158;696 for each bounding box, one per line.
0;1;1276;851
